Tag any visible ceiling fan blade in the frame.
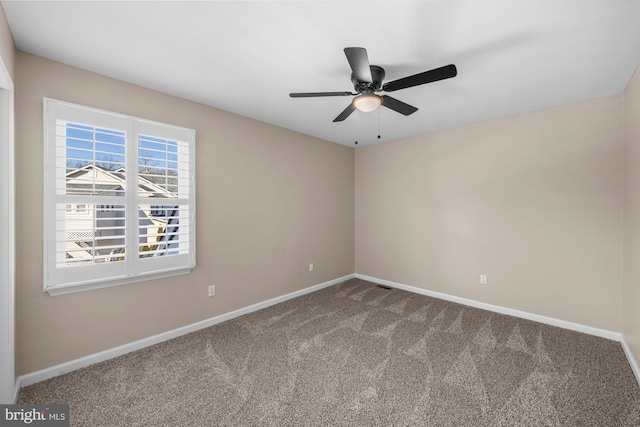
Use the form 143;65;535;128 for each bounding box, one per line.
381;95;418;116
382;64;457;92
333;103;356;122
344;47;372;83
290;91;354;98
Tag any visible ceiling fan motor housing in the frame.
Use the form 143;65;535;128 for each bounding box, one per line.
352;65;385;93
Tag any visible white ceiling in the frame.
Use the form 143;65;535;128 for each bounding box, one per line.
3;0;640;147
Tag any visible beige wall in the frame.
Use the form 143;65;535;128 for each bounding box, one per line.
0;4;14;79
10;41;638;377
623;65;640;370
355;95;624;331
15;52;354;375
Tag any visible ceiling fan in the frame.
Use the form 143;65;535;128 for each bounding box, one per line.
290;47;457;122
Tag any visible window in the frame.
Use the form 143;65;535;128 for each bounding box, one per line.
43;98;196;295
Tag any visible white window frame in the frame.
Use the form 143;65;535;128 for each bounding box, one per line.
43;98;196;296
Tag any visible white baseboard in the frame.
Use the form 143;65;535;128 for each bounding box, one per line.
356;275;640;387
16;272;640;394
620;336;640;387
17;274;354;391
354;274;621;341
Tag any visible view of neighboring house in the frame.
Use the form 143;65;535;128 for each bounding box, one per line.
63;164;179;266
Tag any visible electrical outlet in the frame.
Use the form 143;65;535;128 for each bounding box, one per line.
309;263;314;272
208;285;216;297
480;275;487;285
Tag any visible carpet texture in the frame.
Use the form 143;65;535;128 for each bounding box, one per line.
18;278;640;426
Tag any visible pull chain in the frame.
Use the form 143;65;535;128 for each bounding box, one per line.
354;110;359;145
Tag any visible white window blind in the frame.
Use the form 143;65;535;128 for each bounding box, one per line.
43;98;196;295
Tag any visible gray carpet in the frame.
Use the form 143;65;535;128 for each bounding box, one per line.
18;278;640;426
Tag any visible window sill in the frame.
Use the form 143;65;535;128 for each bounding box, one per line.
44;267;194;296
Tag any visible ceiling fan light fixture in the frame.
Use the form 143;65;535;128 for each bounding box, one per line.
353;94;382;112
